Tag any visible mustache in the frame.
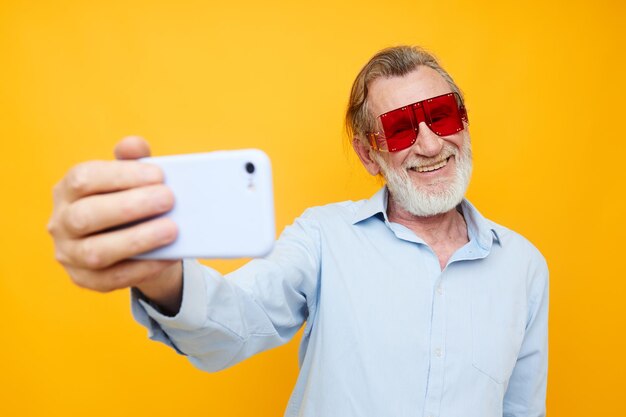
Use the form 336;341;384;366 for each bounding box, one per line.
402;143;458;169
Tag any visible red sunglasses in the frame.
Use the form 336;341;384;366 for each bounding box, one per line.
367;92;468;152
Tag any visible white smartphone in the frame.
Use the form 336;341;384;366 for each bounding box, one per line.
134;149;275;259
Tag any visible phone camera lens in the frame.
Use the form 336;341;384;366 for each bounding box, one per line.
245;162;255;174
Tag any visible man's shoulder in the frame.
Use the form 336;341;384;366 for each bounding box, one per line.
276;199;370;245
298;198;368;224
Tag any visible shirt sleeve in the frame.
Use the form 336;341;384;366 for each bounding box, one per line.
130;210;322;372
503;255;549;417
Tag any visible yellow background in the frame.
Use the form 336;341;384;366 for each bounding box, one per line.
1;0;624;415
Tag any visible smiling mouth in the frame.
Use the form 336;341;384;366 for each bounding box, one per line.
409;156;452;173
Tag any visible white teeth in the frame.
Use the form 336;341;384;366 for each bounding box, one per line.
414;157;448;173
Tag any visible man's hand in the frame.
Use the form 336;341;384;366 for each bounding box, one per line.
48;136;183;314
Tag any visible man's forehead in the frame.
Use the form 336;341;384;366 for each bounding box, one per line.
368;66;453;117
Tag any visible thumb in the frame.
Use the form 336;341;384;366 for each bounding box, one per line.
114;136;152;160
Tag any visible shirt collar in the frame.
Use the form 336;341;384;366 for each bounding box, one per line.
352;186;389;224
460;198;501;251
352;186;502;250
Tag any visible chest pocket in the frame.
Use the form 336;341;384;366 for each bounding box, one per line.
470;279;526;384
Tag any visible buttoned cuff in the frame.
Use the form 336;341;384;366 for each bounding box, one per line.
131;259;214;353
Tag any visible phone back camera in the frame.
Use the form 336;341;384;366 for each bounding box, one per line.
245;162;255;174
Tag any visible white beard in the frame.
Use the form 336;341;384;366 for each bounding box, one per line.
372;137;473;217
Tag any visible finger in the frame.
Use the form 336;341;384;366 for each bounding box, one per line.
67;260;179;293
62;160;164;201
62;217;178;270
62;184;175;237
114;136;152;160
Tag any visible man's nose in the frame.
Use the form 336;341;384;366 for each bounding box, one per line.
411;122;443;157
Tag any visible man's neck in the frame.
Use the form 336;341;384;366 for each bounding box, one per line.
387;194;469;269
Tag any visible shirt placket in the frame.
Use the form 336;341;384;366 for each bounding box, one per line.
423;258;446;417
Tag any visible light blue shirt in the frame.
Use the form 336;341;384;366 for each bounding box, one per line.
132;187;549;417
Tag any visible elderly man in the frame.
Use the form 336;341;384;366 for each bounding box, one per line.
49;46;548;417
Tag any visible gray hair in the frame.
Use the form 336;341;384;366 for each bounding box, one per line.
345;45;465;145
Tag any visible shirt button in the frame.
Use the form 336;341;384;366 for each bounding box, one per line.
436;285;443;295
435;348;443;358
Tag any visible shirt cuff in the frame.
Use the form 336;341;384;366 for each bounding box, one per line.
131;259;212;353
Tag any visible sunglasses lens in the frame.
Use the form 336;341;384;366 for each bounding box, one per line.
379;107;417;152
373;93;467;152
424;94;464;136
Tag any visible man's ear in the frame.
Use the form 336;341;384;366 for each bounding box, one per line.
352;136;381;176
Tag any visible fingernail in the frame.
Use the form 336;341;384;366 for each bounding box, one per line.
154;188;173;211
157;221;177;243
142;165;162;182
